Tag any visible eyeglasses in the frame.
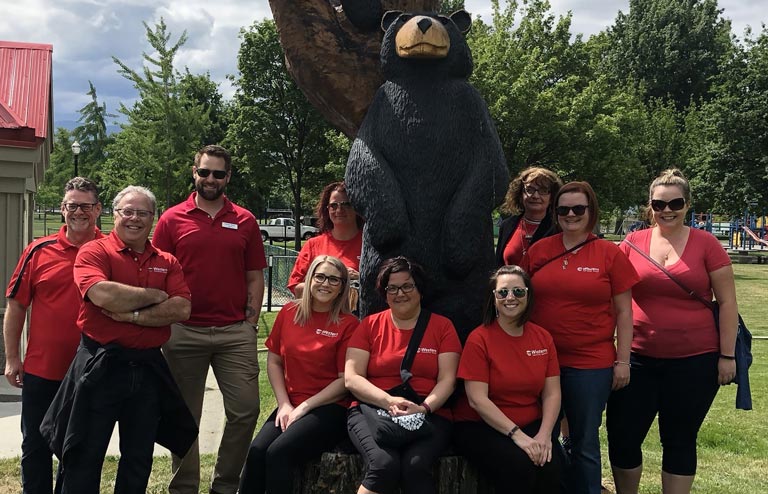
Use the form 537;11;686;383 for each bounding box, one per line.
556;205;589;216
494;287;528;299
650;198;686;212
115;208;154;219
328;201;353;211
195;168;228;179
385;283;416;295
312;273;343;286
523;185;551;196
62;202;99;212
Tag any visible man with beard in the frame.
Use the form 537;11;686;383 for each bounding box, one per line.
153;145;266;494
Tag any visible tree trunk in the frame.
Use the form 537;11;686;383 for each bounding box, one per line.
267;0;440;137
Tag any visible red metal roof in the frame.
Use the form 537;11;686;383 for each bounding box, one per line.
0;40;53;145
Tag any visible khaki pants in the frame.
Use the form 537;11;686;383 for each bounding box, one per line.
163;321;261;494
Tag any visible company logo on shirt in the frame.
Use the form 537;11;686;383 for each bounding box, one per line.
576;266;600;273
315;329;339;338
526;348;549;357
417;347;438;355
147;267;168;273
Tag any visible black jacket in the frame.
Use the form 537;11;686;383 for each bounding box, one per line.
495;213;557;266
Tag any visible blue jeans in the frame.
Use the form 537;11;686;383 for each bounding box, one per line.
560;366;613;494
21;372;62;494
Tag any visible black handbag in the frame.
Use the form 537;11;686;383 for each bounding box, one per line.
359;309;435;448
623;239;753;409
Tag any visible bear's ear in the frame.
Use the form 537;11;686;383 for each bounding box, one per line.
450;10;472;35
381;10;403;32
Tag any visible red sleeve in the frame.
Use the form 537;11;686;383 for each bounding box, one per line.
5;243;36;306
287;238;316;293
437;317;462;354
337;315;360;373
544;331;560;377
457;330;489;382
703;231;731;272
606;243;639;295
244;217;267;271
265;305;290;354
73;242;111;300
348;317;373;352
151;215;174;255
165;256;192;300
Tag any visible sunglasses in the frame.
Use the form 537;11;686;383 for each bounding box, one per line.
195;168;228;179
650;198;686;212
494;287;528;299
555;205;589;216
328;201;353;211
385;283;416;295
312;273;343;286
62;202;99;212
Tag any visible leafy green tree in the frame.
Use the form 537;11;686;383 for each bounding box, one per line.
226;19;347;249
37;128;76;208
441;0;465;12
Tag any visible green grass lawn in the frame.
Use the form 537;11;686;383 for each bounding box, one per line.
1;266;765;493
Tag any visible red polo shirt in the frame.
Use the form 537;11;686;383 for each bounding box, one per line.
74;231;191;349
287;231;362;293
5;226;103;380
152;193;266;326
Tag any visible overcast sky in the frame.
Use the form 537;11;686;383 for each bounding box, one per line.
1;0;764;125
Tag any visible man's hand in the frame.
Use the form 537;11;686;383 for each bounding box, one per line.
4;356;23;388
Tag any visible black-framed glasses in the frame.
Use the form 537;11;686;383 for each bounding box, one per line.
62;202;99;212
195;167;228;179
523;185;551;196
312;273;343;286
650;198;686;212
328;201;353;211
494;287;528;299
556;205;589;216
385;283;416;295
115;208;154;219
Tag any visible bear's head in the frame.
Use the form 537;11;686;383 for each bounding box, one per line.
380;10;473;80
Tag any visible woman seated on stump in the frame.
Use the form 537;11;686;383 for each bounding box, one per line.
239;255;358;494
345;256;461;494
453;265;562;494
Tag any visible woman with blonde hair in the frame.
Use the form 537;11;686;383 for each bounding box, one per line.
240;255;359;494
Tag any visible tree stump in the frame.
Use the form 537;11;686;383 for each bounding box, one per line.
292;452;495;493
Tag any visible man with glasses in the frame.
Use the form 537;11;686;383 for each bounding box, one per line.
153;144;266;494
3;177;103;494
42;185;196;493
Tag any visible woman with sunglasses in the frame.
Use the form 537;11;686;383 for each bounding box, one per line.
522;181;638;494
288;182;364;300
496;167;564;267
453;265;561;493
606;169;737;494
239;255;358;494
345;257;461;494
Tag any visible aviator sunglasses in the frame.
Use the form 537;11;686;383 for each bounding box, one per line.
493;287;528;299
555;205;589;216
195;168;228;179
650;198;686;212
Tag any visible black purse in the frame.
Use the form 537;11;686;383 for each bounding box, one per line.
359;309;435;448
623;239;753;409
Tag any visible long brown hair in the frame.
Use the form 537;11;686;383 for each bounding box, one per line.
293;255;351;325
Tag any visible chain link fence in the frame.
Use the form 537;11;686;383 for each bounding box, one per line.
264;244;299;311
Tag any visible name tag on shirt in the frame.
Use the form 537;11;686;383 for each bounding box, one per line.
222;222;239;230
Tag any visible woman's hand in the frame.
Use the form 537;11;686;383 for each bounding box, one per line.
387;396;419;416
347;267;360;281
275;402;295;432
718;357;737;385
285;401;311;429
512;431;543;465
532;431;553;466
612;363;630;390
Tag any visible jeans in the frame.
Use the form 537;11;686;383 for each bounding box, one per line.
21;373;62;494
560;366;613;494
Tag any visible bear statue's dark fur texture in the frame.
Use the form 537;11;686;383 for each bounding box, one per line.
345;10;509;342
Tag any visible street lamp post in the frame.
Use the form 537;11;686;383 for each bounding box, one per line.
71;140;81;177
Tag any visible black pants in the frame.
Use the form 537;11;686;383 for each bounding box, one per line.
606;352;720;475
239;404;348;494
21;373;62;494
347;406;452;494
58;362;162;494
453;420;561;494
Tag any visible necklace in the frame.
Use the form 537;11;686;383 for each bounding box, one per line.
519;218;541;256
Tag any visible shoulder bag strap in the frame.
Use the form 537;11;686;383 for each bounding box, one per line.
622;238;714;310
400;309;432;384
531;236;598;274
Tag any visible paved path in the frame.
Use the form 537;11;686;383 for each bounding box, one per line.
0;368;225;459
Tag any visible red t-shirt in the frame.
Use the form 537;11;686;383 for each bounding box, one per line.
287;231;362;293
5;226;103;380
265;304;358;406
153;193;267;326
523;234;639;368
620;228;731;358
455;321;560;427
348;310;462;419
502;219;539;266
74;231;191;349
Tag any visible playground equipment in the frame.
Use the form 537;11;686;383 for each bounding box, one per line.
690;210;767;250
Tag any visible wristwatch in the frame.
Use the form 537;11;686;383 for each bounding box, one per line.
132;310;139;323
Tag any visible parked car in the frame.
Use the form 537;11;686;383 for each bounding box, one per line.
259;217;318;241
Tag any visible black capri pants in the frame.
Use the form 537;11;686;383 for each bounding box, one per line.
606;352;720;476
347;405;452;494
453;419;561;494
